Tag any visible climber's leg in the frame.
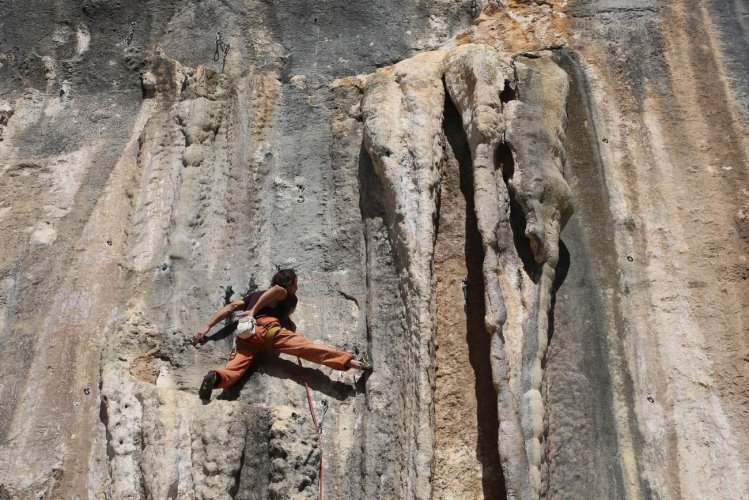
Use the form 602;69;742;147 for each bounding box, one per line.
271;328;355;370
213;345;257;389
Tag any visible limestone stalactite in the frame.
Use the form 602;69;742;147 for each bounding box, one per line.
361;51;446;499
361;43;572;499
1;1;748;498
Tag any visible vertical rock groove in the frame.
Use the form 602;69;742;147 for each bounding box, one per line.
433;91;485;497
358;43;572;499
358;144;409;498
542;50;633;500
435;92;507;499
361;51;446;498
444;44;573;499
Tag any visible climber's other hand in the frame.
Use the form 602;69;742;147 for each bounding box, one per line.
194;326;210;343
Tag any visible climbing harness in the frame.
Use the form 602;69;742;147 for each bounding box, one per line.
230;317;282;355
213;31;230;73
297;357;324;500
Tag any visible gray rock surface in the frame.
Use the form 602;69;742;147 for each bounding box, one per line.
0;0;747;499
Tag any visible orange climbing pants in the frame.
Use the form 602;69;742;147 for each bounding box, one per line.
214;316;354;389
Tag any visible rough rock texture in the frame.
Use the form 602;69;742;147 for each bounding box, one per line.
359;43;572;498
1;0;748;499
442;44;572;499
556;1;749;498
361;50;446;499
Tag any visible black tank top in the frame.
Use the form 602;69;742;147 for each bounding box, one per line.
242;289;297;320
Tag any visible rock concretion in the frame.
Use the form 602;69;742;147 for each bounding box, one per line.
1;1;748;498
361;42;573;499
361;51;446;498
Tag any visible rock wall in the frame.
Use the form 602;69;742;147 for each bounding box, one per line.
0;0;747;499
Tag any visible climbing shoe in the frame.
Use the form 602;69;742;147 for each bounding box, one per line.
358;352;373;372
198;371;218;400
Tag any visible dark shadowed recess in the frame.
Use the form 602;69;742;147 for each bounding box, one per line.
540;49;641;499
547;241;570;348
496;142;541;282
443;92;507;500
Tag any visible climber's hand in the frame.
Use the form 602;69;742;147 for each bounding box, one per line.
194;326;210;343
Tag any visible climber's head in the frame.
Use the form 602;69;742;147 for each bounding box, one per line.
272;268;298;295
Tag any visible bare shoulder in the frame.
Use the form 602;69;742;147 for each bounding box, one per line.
271;285;288;299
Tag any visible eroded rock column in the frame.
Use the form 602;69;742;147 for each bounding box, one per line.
361;51;446;499
360;42;572;498
443;44;572;499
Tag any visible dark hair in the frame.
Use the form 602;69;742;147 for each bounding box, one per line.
271;268;297;289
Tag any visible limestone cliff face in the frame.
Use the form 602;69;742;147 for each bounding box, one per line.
0;1;747;499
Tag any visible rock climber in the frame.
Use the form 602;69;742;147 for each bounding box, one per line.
194;269;369;400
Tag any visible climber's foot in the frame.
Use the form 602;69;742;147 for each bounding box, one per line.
348;353;372;372
199;371;218;400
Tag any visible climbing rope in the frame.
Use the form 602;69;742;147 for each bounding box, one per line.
296;357;324;500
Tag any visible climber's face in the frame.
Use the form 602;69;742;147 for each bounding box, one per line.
286;278;298;295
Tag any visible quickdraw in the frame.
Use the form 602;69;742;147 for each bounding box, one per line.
214;31;230;73
461;277;468;311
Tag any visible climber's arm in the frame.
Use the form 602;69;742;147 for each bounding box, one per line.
194;299;246;342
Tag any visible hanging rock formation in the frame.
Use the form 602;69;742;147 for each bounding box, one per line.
360;43;573;498
361;50;446;498
0;0;748;499
443;44;573;498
